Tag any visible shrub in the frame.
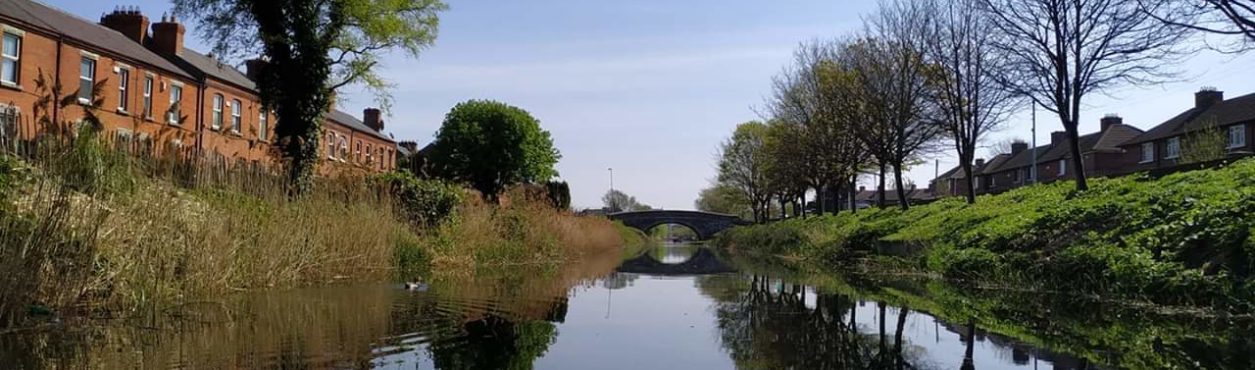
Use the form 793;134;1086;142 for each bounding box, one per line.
372;171;463;228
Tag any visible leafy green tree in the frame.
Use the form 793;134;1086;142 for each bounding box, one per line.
174;0;447;194
762;120;809;217
602;189;651;213
719;121;771;222
695;182;752;219
428;100;560;202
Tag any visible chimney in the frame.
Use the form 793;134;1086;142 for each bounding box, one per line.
244;58;268;81
858;186;866;192
363;108;383;131
151;14;185;55
975;158;986;167
1051;131;1067;146
1100;114;1123;132
100;6;149;44
1011;141;1028;155
1195;87;1223;109
399;141;419;153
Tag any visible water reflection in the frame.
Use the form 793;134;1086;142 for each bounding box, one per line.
1;246;1252;369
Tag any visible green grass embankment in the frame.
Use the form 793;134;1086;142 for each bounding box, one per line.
717;159;1255;308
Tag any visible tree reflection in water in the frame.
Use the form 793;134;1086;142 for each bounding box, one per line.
700;274;935;370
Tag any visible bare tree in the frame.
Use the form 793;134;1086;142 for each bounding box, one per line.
856;0;945;210
989;137;1028;156
921;0;1020;203
978;0;1195;191
1149;0;1255;49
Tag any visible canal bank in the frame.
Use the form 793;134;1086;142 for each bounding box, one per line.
715;158;1255;310
2;244;1249;369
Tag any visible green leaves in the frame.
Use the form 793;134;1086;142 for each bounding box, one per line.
428;100;560;201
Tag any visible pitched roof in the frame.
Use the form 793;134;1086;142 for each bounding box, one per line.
1125;92;1255;145
0;0;192;80
176;48;257;91
327;109;393;142
855;188;932;202
985;125;1143;173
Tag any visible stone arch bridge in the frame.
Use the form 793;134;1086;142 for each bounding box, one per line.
608;210;751;241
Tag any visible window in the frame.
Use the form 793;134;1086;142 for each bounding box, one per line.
142;76;153;118
1;31;20;86
1140;142;1154;163
258;110;268;141
1228;124;1246;149
1166;137;1181;159
114;128;133;151
211;94;223;130
78;56;96;103
116;67;129;112
366;144;373;163
326;133;336;159
338;137;348;160
1057;159;1066;176
167;84;182;124
1012;168;1021;183
355;140;362;161
230;99;241;133
0;105;17;143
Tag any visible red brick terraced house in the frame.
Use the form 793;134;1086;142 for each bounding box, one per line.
1117;89;1255;174
0;0;397;175
933;115;1144;196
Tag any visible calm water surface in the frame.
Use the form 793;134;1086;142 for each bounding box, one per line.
2;244;1251;369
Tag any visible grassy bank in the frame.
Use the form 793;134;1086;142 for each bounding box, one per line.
717;159;1255;309
0;133;639;327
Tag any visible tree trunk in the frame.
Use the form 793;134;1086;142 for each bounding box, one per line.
848;177;858;213
815;185;827;215
877;162;887;208
1065;122;1088;191
961;152;976;204
893;163;909;211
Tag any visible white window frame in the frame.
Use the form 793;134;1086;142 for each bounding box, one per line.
258;110;269;141
1165;137;1181;159
115;66;130;113
1140;142;1155;163
338;137;348;160
1057;159;1066;176
1227;124;1246;149
230;99;242;134
1;29;21;87
327;133;337;159
366;144;373;164
211;94;224;130
167;82;183;124
142;74;153;119
78;55;97;104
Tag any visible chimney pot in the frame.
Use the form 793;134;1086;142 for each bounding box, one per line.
99;7;149;44
1195;87;1223;109
975;158;986;167
363;108;383;131
151;17;185;55
1100;114;1122;132
1011;141;1029;155
1051;131;1067;146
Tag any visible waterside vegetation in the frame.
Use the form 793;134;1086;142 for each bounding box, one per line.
717;159;1255;310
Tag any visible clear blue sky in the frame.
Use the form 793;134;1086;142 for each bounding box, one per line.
51;0;1255;210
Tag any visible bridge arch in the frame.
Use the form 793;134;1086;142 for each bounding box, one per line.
607;210;751;241
616;248;737;275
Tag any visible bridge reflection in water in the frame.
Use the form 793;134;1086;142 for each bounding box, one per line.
616;247;737;276
608;210;751;241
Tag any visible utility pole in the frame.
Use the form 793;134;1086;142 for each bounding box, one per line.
1030;105;1038;184
607;167;615;212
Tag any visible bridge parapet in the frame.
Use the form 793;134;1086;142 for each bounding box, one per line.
607;210;751;240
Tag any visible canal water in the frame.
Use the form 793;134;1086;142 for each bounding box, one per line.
1;244;1251;369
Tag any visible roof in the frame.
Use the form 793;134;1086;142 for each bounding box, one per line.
0;0;192;80
1126;92;1255;145
396;143;414;156
327;109;394;142
985;125;1143;173
176;48;257;91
